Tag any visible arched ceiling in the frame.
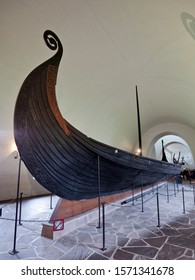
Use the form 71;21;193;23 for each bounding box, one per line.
1;0;195;156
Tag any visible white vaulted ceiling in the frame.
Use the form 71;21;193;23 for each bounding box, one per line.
1;0;195;199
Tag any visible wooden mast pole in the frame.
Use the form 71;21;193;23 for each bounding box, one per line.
136;85;142;156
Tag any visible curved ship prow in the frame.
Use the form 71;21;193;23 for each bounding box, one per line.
14;30;181;201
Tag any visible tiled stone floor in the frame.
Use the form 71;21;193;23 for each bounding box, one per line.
1;182;195;260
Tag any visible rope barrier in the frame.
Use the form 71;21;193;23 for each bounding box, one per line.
107;182;184;210
104;183;194;218
0;182;194;227
107;192;156;209
158;191;177;197
0;217;49;223
0;198;17;209
137;193;156;205
99;182;195;250
187;188;195;192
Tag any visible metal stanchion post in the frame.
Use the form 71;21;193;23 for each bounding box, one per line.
176;177;179;192
101;203;107;251
132;186;135;206
182;187;185;214
9;157;22;255
19;192;23;225
140;172;144;212
174;176;176;197
97;155;101;229
50;193;53;209
166;181;169;203
156;192;160;227
193;185;195;205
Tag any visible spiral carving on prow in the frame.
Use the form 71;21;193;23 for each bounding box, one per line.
43;30;63;52
181;12;195;40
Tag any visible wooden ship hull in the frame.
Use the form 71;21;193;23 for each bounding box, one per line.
14;30;181;202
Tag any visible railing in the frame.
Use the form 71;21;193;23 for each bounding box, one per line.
99;180;195;251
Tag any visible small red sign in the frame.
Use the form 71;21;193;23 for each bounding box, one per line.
53;219;64;231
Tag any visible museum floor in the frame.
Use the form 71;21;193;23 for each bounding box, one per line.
1;181;195;260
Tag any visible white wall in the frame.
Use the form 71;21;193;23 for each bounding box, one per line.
0;130;49;202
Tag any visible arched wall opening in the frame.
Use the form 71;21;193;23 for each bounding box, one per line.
142;122;195;169
154;135;194;167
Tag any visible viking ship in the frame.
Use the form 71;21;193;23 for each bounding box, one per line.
14;30;181;201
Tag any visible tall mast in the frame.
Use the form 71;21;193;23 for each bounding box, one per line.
161;140;168;162
136;85;142;156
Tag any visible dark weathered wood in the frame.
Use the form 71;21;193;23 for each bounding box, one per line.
161;140;168;162
14;30;181;201
136;85;142;156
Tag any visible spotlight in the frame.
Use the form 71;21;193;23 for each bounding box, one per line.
136;148;141;155
14;150;18;159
